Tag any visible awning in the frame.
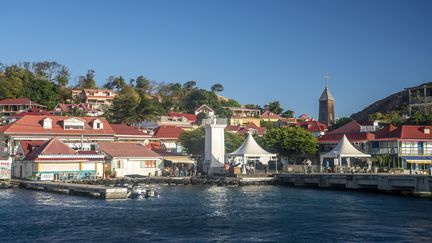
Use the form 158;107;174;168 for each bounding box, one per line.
401;156;432;164
163;156;195;164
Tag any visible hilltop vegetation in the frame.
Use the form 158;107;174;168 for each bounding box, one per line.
0;61;295;124
350;85;432;125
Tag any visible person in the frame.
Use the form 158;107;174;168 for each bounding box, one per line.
302;159;307;174
306;159;312;174
224;162;230;177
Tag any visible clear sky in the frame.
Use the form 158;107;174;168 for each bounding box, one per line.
1;0;431;118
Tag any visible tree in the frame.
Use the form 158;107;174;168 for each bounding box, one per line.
258;126;318;161
108;86;140;124
224;132;245;153
80;70;96;89
135;76;151;92
260;120;275;130
183;80;197;91
221;99;241;107
55;66;70;86
24;78;60;110
211;83;224;93
196;112;209;125
179;127;205;157
179;128;245;156
281;110;294;118
264;101;283;114
184;89;222;114
104;76;125;91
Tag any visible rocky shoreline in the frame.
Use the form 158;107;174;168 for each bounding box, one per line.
70;176;276;187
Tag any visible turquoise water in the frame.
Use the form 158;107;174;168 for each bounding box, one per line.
0;186;431;242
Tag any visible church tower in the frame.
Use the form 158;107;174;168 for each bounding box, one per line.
319;74;335;125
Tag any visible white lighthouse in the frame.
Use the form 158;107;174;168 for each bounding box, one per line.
203;118;227;176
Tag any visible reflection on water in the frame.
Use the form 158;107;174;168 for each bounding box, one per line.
1;186;432;242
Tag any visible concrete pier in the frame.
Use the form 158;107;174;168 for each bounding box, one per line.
13;180;128;199
276;173;432;194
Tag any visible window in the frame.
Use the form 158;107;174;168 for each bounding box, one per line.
141;160;155;168
116;160;123;169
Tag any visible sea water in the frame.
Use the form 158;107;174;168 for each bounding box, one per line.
1;186;431;242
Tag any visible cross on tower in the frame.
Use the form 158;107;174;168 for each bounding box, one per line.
324;72;330;87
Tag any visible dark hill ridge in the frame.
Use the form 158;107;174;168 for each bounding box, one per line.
350;89;408;120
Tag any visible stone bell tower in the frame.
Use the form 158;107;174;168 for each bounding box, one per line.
319;73;335;125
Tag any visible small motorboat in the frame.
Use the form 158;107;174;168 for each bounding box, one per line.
128;186;159;199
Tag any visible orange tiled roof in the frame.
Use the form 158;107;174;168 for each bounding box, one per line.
153;125;184;139
0;115;114;135
98;142;161;158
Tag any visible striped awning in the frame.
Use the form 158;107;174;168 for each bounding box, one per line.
401;156;432;164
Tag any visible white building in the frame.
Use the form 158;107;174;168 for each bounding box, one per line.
98;142;163;177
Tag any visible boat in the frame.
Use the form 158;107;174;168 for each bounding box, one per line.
128;186;159;199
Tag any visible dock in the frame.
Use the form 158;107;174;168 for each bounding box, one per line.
13;180;128;199
276;173;432;194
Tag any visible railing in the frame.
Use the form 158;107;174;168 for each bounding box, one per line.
202;118;228;125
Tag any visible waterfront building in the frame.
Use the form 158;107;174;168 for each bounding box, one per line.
319;120;376;154
0;115;116;155
372;124;432;174
0;98;46;117
14;139;105;180
98;142;162;177
225;107;261;127
318;86;335;125
406;82;432;115
152;125;185;154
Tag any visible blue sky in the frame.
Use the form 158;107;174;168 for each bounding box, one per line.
1;0;431;118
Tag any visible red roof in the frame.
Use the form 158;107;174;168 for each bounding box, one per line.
153;126;184;139
302;121;328;133
98;142;161;158
226;125;241;132
0;98;45;107
111;124;150;137
0;115;114;135
331;120;361;133
261;110;281;119
19;140;46;159
24;138;77;161
375;125;432;140
167;112;197;122
319;132;375;143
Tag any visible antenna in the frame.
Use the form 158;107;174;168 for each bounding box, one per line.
324;72;330;87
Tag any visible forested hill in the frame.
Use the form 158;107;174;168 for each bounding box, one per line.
350;89;408;120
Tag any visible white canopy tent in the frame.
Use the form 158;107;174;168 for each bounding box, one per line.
321;134;371;172
226;133;277;174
